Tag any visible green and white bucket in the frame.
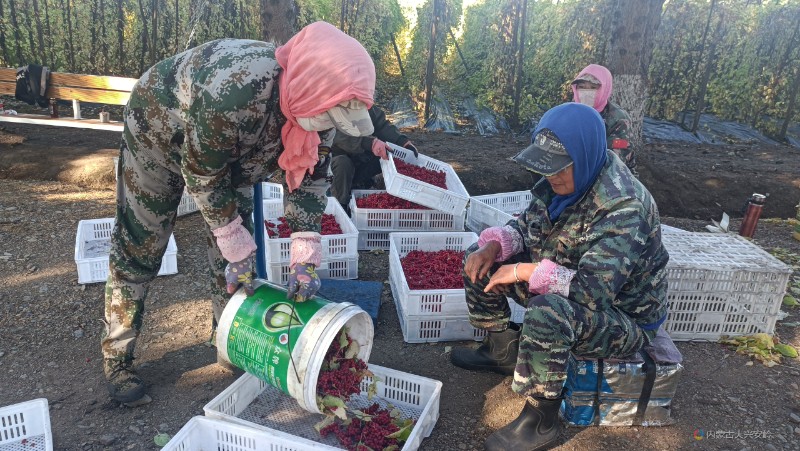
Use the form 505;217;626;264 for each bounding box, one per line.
216;279;374;414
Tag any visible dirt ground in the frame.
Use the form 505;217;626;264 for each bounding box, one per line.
1;122;800;451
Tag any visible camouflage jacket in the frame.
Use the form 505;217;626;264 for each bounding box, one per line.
509;151;669;327
602;102;635;169
331;105;409;157
127;38;332;232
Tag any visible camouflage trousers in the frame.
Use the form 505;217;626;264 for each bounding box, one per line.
100;137;253;361
463;244;653;398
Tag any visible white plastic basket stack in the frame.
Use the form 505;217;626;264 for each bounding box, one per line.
259;197;359;284
259;181;284;200
203;365;443;451
389;232;525;343
74;218;178;284
0;399;52;451
112;156;198;217
350;190;466;251
380;144;470;216
661;231;792;341
466;190;532;233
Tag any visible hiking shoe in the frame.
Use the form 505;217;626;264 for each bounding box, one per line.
103;359;146;404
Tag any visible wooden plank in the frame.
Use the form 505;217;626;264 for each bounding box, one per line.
0;79;15;96
0;68;16;83
46;86;131;105
0;113;123;132
50;72;137;92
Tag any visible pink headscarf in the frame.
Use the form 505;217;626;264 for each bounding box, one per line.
571;64;613;113
275;21;375;191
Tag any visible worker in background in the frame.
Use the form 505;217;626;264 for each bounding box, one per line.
329;105;418;214
571;63;638;176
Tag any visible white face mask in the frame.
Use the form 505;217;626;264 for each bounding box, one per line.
297;112;335;132
577;89;597;108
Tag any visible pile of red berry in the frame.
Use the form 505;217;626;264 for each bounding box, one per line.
265;214;342;238
355;192;429;210
319;403;402;451
317;332;368;399
394;159;447;189
400;249;465;290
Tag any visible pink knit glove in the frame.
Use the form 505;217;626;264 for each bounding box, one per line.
528;258;575;296
212;216;257;263
477;226;523;262
289;232;323;267
371;138;389;160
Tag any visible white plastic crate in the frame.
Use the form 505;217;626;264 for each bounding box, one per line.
0;398;52;451
349;190;465;231
388;232;524;342
662;232;792;341
358;230;392;251
203;365;443;451
162;416;306;451
260;181;284;200
661;224;688;234
466;190;532;233
113;156;198;217
393;282;488;344
380;144;470;215
74;218;178;284
259;197;359;265
265;255;359;285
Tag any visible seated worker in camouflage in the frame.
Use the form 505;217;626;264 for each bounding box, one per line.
571;63;638;176
102;21;376;405
330;104;418;214
450;103;669;451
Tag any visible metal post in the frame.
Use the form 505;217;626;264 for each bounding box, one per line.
253;182;266;279
72;99;81;119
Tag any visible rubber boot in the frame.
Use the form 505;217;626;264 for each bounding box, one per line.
485;397;563;451
450;325;520;375
104;358;146;404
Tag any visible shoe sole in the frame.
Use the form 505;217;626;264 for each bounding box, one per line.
107;382;147;405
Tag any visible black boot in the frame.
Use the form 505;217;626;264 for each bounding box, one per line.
450;325;520;375
485;397;563;451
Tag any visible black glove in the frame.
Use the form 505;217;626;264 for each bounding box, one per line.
403;140;419;158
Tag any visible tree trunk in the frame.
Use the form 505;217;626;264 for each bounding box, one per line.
448;29;469;73
117;0;125;73
0;0;11;65
99;0;108;73
778;67;800;142
259;0;296;44
691;16;723;133
150;0;159;65
511;0;528;127
391;33;406;82
9;0;24;64
23;0;37;63
680;0;716;128
174;0;179;53
60;0;75;70
424;0;443;121
32;0;47;64
90;1;99;69
137;0;149;73
604;0;666;153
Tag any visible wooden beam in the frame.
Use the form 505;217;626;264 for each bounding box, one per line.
0;113;123;132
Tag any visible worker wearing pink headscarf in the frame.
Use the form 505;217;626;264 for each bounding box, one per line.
571;64;637;175
103;21;376;405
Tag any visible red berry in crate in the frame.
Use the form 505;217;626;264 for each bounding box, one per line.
265;214;342;238
394;159;448;189
356;192;429;210
400;250;466;290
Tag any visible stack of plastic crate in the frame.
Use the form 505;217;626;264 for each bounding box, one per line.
388;232;526;343
466;190;532;233
0;399;53;451
187;364;442;451
259;196;359;285
74;218;178;284
661;230;792;341
349;189;465;250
